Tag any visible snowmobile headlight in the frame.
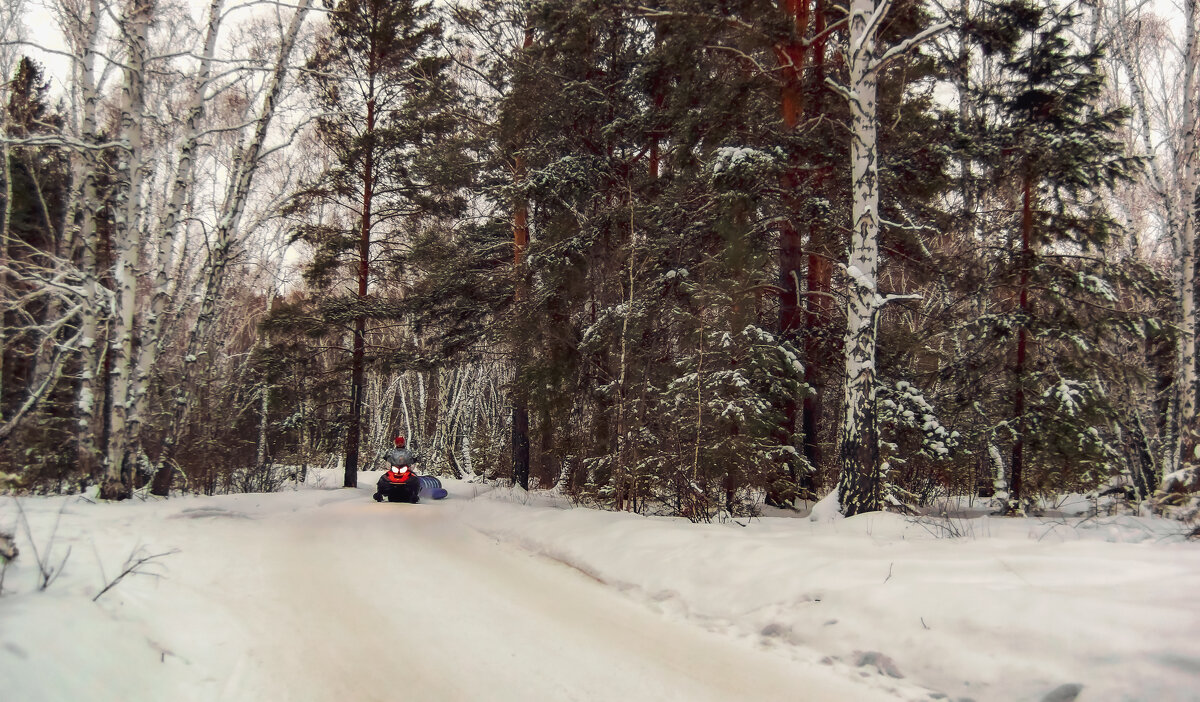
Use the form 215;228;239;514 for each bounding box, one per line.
390;466;400;474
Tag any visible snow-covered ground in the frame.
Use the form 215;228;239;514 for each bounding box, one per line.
1;473;1198;702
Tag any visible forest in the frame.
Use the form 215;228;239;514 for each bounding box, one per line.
0;0;1198;524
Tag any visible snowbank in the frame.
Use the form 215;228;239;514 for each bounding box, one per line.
463;486;1200;702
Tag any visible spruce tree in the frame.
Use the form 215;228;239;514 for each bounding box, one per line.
0;56;74;485
952;0;1139;508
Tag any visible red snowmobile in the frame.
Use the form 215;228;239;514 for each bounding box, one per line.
376;462;421;503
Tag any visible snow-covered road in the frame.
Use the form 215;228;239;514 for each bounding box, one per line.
1;481;903;702
6;476;1199;702
188;488;884;702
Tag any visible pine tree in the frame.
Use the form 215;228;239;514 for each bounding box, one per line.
289;0;467;488
952;0;1140;508
0;56;75;484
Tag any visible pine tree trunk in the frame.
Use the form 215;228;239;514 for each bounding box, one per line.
837;0;883;517
512;401;530;490
1011;173;1033;505
775;0;812;504
512;151;530;490
345;93;376;489
510;26;534;492
802;1;831;492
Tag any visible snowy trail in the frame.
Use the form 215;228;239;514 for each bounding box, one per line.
7;481;1199;701
107;485;898;702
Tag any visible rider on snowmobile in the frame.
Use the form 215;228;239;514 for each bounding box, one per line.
374;435;420;503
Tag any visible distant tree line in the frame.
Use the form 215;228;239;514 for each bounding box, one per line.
2;0;1198;522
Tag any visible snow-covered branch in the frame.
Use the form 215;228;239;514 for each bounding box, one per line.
874;21;952;71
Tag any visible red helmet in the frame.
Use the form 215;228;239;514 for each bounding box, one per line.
394;435;406;448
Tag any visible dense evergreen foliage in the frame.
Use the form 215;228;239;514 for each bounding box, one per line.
1;0;1196;524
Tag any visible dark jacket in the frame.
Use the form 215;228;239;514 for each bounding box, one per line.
383;447;414;467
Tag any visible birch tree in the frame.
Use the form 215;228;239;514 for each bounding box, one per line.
1102;0;1199;480
146;0;313;494
62;0;107;480
829;0;947;516
1174;0;1199;474
99;0;154;498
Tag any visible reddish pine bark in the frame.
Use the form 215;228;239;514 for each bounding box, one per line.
775;2;809;500
776;0;832;496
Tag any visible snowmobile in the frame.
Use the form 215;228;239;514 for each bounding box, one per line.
374;465;449;503
376;463;421;503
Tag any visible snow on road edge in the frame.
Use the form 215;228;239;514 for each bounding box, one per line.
460;484;1200;702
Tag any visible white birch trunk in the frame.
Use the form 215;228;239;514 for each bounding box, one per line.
831;0;948;515
1177;0;1200;472
440;367;472;477
70;0;104;477
399;372;414;443
377;373;401;450
836;0;884;517
102;0;153;497
417;371;427;447
183;0;311;368
0;127;11;422
256;384;269;467
126;0;225;449
616;207;638;508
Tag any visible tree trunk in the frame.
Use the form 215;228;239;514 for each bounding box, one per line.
837;0;883;517
101;0;153;501
1010;173;1033;505
72;0;103;480
344;92;376;489
774;0;814;504
0;123;11;422
256;383;270;488
512;400;530;490
424;368;440;445
511;26;534;491
1176;0;1199;472
512;149;531;490
801;0;832;492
